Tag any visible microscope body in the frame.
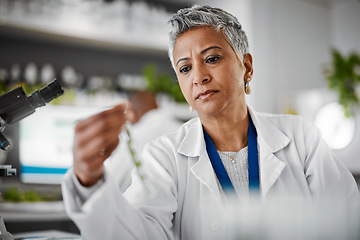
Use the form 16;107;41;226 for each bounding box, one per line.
0;87;37;125
0;79;64;151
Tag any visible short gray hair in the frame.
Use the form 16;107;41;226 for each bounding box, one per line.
168;5;249;69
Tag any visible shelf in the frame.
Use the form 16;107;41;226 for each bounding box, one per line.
0;18;169;55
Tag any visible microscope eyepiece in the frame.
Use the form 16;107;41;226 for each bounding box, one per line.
28;80;64;108
41;80;64;103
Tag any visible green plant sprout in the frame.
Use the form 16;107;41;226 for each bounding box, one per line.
125;122;153;196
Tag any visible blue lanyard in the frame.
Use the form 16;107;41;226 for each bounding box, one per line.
203;116;259;195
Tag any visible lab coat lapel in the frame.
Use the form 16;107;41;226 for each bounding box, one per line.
258;141;286;197
248;106;291;197
191;152;222;202
178;119;222;202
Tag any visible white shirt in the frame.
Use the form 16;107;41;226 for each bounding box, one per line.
218;148;249;201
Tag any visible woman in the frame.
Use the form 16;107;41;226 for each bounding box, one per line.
62;5;359;240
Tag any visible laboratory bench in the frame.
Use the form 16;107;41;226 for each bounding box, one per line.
0;178;80;235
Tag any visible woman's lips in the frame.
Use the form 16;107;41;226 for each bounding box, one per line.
196;90;219;100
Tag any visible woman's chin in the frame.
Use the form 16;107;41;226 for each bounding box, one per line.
196;103;225;118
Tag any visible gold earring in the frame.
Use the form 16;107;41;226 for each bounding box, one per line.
245;78;251;95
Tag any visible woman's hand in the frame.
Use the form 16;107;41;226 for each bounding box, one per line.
73;103;130;187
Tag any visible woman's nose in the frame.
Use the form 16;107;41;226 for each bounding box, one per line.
192;67;211;85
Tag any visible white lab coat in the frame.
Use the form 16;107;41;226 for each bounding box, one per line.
61;106;360;240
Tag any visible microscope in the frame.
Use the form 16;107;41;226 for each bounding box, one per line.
0;79;64;240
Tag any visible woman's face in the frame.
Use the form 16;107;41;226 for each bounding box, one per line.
173;26;253;118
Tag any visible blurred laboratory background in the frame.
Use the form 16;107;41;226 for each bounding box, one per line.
0;0;359;236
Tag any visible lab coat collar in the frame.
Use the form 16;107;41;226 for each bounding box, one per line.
247;106;291;153
178;117;205;158
178;106;292;198
178;106;291;156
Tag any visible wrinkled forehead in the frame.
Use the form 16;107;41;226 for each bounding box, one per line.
172;26;241;64
173;27;225;52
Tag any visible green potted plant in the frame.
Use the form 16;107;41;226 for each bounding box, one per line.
143;64;187;103
324;49;360;117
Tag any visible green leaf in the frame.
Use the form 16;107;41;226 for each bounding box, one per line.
325;49;360;117
143;64;186;103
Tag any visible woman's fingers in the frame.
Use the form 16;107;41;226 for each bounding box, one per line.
74;136;120;187
76;104;127;141
73;103;128;187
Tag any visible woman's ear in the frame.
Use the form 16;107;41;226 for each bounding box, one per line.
243;53;253;78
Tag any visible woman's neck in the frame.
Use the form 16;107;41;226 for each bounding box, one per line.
201;107;249;152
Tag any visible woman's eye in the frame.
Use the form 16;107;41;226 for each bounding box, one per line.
206;56;220;64
179;66;191;74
